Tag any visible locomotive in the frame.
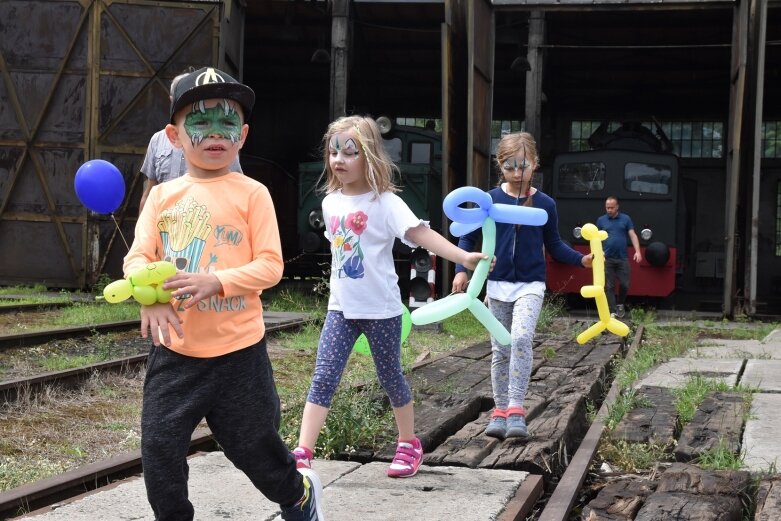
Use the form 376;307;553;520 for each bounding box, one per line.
545;121;681;298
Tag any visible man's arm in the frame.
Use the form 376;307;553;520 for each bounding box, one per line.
139;177;158;214
628;228;642;263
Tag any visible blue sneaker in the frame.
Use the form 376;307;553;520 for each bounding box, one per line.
280;468;325;520
505;407;529;438
484;409;507;439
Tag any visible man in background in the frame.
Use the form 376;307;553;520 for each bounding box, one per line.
596;196;642;318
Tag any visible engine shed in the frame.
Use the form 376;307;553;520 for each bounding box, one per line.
0;0;778;316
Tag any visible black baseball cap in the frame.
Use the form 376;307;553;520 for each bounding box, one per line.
169;67;255;122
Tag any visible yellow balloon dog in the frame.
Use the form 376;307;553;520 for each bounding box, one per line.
576;224;630;344
100;261;177;306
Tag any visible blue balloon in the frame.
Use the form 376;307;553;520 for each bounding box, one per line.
442;186;491;224
488;203;548;226
74;159;126;214
449;220;482;237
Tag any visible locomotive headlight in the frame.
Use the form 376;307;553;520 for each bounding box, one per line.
640;228;653;241
572;226;582;240
376;116;393;135
308;209;325;230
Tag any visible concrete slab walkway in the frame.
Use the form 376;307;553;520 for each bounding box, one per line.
21;452;532;521
635;328;781;474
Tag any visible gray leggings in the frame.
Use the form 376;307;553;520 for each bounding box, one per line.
488;294;544;410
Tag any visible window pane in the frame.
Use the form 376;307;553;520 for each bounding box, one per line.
557;162;605;193
410;142;431;164
624;162;671;195
383;137;403;162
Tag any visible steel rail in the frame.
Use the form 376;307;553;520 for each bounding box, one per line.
0;316;312;403
0;302;74;314
0;320;140;350
537;325;645;521
0;429;217;519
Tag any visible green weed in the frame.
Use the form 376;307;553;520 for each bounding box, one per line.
537;293;567;332
42;355;102;372
0;284;49;296
51;302;139;327
279;382;395;460
673;375;732;425
598;439;672;472
696;438;744;470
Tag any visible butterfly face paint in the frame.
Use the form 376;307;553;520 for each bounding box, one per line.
501;157;531;173
329;133;360;162
184;99;242;147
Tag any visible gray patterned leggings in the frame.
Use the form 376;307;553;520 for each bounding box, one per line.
487;294;544;410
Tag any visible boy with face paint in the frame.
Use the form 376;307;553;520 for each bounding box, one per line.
138;71;242;213
124;67;325;521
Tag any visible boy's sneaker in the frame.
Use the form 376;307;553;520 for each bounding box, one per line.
484;409;507;439
615;304;625;318
387;437;423;478
293;446;313;470
505;407;529;439
280;468;325;521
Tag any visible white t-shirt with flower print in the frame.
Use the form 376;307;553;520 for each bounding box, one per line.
322;189;425;319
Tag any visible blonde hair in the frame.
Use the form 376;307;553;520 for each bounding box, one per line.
320;115;399;197
495;131;540;207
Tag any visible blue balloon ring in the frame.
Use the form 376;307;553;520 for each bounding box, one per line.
442;186;492;224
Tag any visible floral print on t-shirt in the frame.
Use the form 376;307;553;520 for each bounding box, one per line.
330;211;367;279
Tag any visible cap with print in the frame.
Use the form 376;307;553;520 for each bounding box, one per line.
169;67;255;122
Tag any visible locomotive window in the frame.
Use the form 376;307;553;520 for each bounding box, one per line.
410;142;431;164
624;162;671;195
383;137;403;162
557;162;605;193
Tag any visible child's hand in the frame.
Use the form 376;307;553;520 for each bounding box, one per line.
581;254;594;268
163;272;224;310
451;272;469;293
462;252;491;272
140;302;183;346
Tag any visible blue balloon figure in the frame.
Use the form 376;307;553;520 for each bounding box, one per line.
74;159;126;214
410;186;548;345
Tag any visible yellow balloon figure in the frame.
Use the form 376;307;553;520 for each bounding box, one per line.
576;223;630;344
100;261;177;305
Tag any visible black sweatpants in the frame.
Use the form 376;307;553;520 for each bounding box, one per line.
141;338;303;521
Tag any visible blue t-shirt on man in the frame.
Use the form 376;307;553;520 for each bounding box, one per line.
596;212;634;259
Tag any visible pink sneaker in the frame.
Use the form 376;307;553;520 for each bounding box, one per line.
387;438;423;478
292;446;313;470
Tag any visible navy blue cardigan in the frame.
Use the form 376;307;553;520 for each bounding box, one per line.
455;187;584;283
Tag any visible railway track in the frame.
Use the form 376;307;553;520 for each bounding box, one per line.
1;317;623;520
5;316;768;520
0;315;311;405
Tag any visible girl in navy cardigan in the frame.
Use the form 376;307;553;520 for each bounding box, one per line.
452;132;592;439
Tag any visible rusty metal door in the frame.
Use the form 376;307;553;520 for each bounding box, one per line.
0;0;239;288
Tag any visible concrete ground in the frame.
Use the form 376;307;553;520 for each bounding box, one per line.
21;452;531;521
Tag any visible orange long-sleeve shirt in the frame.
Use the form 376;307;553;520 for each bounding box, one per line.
124;172;283;357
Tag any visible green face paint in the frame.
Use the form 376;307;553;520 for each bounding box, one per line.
184;99;242;146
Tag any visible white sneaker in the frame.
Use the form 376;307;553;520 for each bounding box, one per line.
615;305;625;318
